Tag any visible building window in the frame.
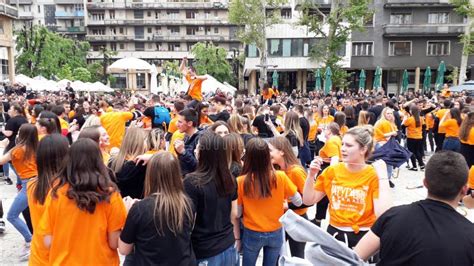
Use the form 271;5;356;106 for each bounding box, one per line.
187;42;197;51
291;39;303;56
364;14;374;27
186;10;196;19
135;42;145;51
38;5;40;13
119;43;125;50
119;27;124;34
389;41;412;56
134;10;144;19
167;11;179;19
268;39;282;57
352;42;373;56
147;43;153;50
155;43;162;51
91;13;105;21
214;10;218;17
390;13;412;24
155;11;160;19
186;27;197;35
147;27;152;34
168;43;180;51
281;9;291;19
247;44;258;58
205;10;211;19
147;11;151;17
282;39;291;57
110;43;117;51
109;10;115;19
169;26;180;35
22;5;31;12
91;28;105;35
214;27;218;34
427;41;450;56
428;12;449;24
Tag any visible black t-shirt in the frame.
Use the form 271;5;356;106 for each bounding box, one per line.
372;199;474;266
346;118;357;128
5;115;28;152
111;160;146;199
183;177;237;259
209;110;230;122
120;196;196;266
368;105;384;124
144;105;171;129
252;115;276;138
299;117;310;141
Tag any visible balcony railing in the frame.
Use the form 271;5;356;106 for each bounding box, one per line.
385;0;452;7
56;26;86;33
0;3;18;18
18;11;33;19
54;0;82;4
86;35;135;41
7;0;33;4
55;10;84;17
383;24;465;36
87;18;229;26
87;1;227;10
152;33;235;42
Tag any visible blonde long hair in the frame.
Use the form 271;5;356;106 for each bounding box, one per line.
144;152;194;236
284;111;304;147
110;127;147;173
268;136;301;169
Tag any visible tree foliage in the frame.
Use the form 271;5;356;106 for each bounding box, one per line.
72;67;92;82
450;0;474;55
300;0;373;89
15;25;90;79
190;42;233;83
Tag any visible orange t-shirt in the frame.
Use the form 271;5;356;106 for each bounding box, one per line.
461;127;474;145
11;146;38;179
142;116;152;129
308;122;318;142
262;89;275;100
186;74;204;101
27;179;50;266
38;185;126;266
374;120;396;143
425;113;435;129
317;116;335;129
436;109;449;134
468;166;474;189
440;119;460;138
100;111;134;148
403;117;423;139
168;117;179;134
319;135;342;160
285;165;307;216
340;125;348;136
237;171;297;232
200;115;213;127
314;162;379;233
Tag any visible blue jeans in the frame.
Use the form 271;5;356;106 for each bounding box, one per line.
197;244;238;266
7;178;32;242
242;227;283;266
442;137;461;152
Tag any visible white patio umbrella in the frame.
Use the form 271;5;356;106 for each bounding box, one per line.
180;75;236;95
150;64;158;94
92;81;114;92
108;57;153;72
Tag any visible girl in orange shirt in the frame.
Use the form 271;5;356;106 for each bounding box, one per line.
39;138;127;266
402;105;425;171
78;126;111;165
317;105;334;132
460;112;474;168
237;138;302;265
440;108;463;152
303;126;392;249
2;124;38;260
334;112;348;136
27;134;69;266
268;136;308;258
196;102;213;129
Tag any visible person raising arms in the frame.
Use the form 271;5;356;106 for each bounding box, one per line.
303;126;392;249
180;57;207;108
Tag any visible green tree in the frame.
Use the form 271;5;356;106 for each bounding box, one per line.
229;0;285;87
450;0;474;84
72;67;92;82
190;42;233;83
300;0;373;89
99;47;118;83
15;25;90;78
163;60;181;77
57;65;73;80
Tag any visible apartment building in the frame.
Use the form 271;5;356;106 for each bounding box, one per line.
7;0;85;39
0;0;17;82
245;0;474;94
85;0;241;66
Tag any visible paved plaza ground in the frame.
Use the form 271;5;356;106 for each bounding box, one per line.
0;156;472;265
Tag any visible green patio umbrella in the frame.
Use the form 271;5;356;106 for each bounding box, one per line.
373;66;382;89
435;61;446;91
401;69;409;93
314;68;322;91
324;66;332;95
423;67;432;94
359;69;366;90
272;70;279;89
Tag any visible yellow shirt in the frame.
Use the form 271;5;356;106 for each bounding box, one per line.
168;131;185;156
374;120;396;143
100;111;134;148
319;135;342;160
403;117;423;139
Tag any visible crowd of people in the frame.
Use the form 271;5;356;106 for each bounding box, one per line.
0;60;473;265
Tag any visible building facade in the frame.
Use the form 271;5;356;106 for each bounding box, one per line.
0;0;17;82
245;0;474;95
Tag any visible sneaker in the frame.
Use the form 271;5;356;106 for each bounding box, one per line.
19;242;30;261
408;167;418;171
420;165;425;170
4;177;12;185
389;181;395;188
0;220;5;234
311;218;321;227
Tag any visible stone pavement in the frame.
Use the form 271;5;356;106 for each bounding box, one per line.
0;158;472;265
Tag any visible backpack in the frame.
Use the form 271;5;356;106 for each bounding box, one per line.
153;106;171;128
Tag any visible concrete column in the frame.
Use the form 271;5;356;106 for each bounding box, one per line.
296;70;302;92
415;67;420;92
302;70;307;93
7;47;14;83
145;72;149;91
249;71;257;95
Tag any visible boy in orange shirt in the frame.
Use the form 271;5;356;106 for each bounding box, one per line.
180;57;207;108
